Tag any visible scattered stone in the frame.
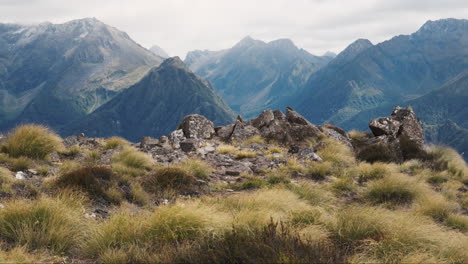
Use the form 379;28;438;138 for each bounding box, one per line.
15;171;26;180
140;136;159;149
297;148;323;162
178;114;215;139
27;169;38;175
180;138;200;153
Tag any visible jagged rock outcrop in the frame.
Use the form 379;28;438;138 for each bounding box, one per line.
354;106;425;162
178;114;215;140
369;106;424;145
215;107;322;145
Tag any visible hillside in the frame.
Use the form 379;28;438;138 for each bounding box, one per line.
294;18;468;125
185;36;332;118
62;57;235;141
0;107;466;263
0;18;162;130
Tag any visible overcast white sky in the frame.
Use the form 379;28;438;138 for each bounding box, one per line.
1;0;467;57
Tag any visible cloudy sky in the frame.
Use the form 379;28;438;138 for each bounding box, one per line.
1;0;467;57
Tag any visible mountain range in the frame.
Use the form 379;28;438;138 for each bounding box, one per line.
185;37;332;118
0;17;466;158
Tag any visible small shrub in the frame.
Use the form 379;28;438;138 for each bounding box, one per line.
104;137;130;150
3;124;63;159
0;195;85;254
113;147;153;169
364;176;418;205
55;166;114;197
143;167;197;194
445;214;468;232
10;157;32;172
357;144;398;163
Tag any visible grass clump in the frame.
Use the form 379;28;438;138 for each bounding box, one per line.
332;208;385;243
54;166;114;198
353;162;390;184
177;158;212;180
445;214;468;232
357;144;399;163
235;150;257;160
143;167;197;195
363;175;419;205
242;135;265;146
416;196;457;222
217;144;238;154
10;157;32;172
0;195;86;254
112;147;153;170
175;220;339;264
316;138;355;168
3;124;63;159
104;137;130;150
234;176;267;190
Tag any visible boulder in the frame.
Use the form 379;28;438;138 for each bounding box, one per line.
230;120;260;142
286;107;312;126
369;117;401;137
168;129;186;149
250;110;275;129
215;124;235;141
391;107;424;145
178;114;215;139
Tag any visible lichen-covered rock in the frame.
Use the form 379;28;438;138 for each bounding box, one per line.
369;117;401;137
168;129;186;149
250;110;275;129
140;136;159;149
178;114;215;139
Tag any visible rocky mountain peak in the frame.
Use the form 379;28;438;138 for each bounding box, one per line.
160;56;187;70
417;18;468;34
267;38;297;50
149;45;169;58
332;38;373;64
233;36;264;48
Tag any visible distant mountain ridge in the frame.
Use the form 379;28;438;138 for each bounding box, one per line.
294;18;468;127
0;18;163;130
63;57;235;141
185;36;333;118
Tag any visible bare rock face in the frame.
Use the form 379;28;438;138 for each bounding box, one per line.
178;114;215;139
369;106;424;145
356;106;425;162
369;117;401;137
250;110;275;129
168;129;186;149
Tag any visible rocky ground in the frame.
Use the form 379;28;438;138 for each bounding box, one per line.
0;107;467;263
